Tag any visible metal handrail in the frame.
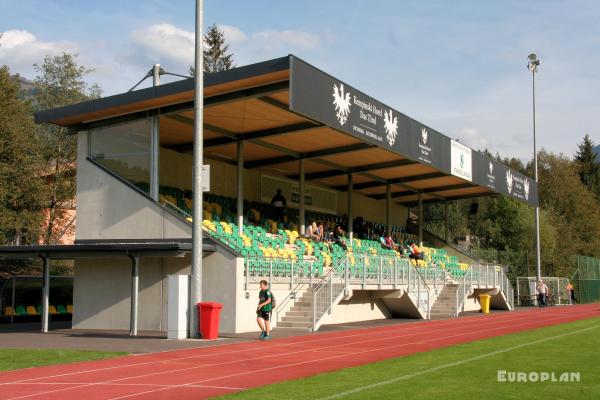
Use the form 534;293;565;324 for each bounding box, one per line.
274;281;306;325
455;263;514;316
312;257;348;331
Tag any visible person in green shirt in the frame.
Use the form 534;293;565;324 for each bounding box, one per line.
257;280;273;340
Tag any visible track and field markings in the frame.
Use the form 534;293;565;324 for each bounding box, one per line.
317;324;599;400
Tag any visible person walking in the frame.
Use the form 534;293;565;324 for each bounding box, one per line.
566;282;576;305
256;280;273;340
536;280;548;308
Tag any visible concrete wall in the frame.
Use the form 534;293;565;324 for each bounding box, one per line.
72;255;191;331
327;290;392;325
337;192;409;228
76;131;191;240
203;157;410;227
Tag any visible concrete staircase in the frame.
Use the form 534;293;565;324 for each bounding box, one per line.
277;291;314;330
429;284;459;319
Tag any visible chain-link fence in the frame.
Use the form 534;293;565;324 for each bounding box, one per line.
572;255;600;304
516;276;570;306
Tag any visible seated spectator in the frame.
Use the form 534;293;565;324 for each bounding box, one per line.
408;242;424;260
328;225;348;250
381;233;398;251
305;221;321;242
316;222;325;242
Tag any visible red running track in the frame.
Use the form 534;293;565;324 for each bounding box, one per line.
0;304;598;400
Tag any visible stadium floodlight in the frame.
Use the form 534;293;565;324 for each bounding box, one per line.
527;52;542;283
527;53;540;73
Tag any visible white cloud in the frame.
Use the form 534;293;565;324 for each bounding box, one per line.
0;29;78;77
127;23;327;72
129;23;195;66
219;25;247;44
454;127;490;151
251;29;320;51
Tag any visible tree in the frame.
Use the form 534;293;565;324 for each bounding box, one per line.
189;24;235;75
0;66;46;245
574;134;600;196
34;53;101;244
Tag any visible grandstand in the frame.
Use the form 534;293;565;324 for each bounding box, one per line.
1;55;537;336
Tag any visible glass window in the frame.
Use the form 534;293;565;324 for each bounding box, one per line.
89;118;152;193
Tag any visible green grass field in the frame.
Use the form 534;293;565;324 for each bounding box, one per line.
0;349;125;372
221;317;600;400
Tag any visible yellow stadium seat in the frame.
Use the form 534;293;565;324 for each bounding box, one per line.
4;307;14;317
67;305;73;314
26;306;39;316
48;305;58;315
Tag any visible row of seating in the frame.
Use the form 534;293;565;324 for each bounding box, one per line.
152;184;472;279
4;305;72;317
203;217;471;280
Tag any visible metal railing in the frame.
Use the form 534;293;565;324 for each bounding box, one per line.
312;257;348;331
311;255;434;330
244;257;323;290
274;281;306;326
455;264;514;316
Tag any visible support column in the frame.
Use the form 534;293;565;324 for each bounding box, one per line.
129;255;140;337
237;141;244;234
444;200;449;243
10;277;15;323
418;191;423;247
386;183;391;236
40;255;50;333
150;64;161;202
299;158;306;235
190;0;204;339
348;173;353;243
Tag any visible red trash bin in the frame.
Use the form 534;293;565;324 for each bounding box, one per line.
198;302;223;339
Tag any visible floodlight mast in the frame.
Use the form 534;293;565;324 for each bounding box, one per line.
527;53;542;284
190;0;204;338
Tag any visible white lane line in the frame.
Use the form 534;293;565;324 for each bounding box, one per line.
3;308;596;400
0;307;541;385
2;309;592;400
318;324;599;399
7;382;246;390
104;312;595;400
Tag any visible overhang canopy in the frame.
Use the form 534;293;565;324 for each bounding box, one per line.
35;55;538;207
0;239;214;260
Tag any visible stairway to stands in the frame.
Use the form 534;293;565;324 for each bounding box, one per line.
429;284;459;319
277;290;315;330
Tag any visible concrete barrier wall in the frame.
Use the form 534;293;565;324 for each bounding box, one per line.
72;255;191;331
76;131;191;241
327;290;392;325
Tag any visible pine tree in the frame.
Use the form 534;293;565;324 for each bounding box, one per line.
34;53;101;244
0;66;46;245
574;134;600;195
189;24;235;75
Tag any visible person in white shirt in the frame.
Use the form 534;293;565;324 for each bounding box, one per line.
536;280;548;308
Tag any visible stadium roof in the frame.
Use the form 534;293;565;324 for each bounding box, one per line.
35;55;538;207
0;239;216;259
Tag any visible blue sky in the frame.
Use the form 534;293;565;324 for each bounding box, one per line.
1;0;599;160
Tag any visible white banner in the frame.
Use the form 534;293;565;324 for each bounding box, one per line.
451;140;472;181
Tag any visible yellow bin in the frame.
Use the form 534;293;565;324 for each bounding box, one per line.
479;294;491;314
